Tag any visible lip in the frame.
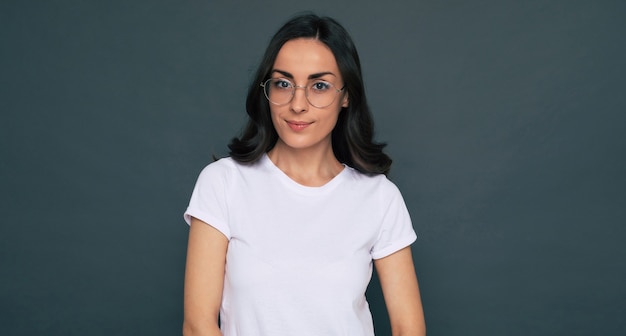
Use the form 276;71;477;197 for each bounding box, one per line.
286;120;313;131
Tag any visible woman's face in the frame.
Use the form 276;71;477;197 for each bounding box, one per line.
268;38;348;153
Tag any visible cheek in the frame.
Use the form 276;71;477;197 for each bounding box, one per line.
322;109;342;131
269;106;282;125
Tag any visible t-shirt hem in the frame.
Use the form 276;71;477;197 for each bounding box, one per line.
371;233;417;260
183;208;231;239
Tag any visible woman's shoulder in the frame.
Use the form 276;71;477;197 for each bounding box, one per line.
194;156;243;184
344;166;402;195
197;156;265;181
198;156;237;175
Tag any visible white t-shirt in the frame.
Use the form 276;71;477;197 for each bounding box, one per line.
184;154;417;336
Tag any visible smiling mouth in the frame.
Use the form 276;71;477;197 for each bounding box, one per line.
286;120;312;131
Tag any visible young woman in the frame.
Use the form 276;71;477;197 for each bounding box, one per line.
183;13;425;336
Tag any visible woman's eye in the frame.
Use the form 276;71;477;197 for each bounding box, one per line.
273;79;292;89
311;81;331;91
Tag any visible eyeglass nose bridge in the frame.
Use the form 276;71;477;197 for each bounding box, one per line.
289;84;309;101
268;82;318;106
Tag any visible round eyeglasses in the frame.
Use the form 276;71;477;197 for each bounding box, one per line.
260;78;344;108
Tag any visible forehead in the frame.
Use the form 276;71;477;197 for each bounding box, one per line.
273;38;340;77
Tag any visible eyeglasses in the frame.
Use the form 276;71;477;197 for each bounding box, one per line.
260;78;344;108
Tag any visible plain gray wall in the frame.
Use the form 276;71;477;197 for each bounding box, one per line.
1;0;625;335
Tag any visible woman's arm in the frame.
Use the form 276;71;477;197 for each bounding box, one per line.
374;246;426;336
182;217;229;336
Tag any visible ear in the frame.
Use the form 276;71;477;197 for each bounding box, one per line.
341;93;349;108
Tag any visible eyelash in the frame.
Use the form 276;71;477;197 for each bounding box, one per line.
271;78;332;90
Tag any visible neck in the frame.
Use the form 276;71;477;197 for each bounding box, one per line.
268;141;344;187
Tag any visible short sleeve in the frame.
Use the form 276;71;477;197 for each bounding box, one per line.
183;161;232;239
371;182;417;259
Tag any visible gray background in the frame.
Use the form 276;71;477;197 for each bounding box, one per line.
1;0;625;335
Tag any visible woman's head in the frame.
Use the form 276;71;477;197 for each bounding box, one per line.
230;13;391;174
265;37;349;153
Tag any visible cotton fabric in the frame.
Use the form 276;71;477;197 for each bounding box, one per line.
184;154;416;336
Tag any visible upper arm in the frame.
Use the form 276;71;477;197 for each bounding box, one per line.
183;217;229;335
374;246;426;336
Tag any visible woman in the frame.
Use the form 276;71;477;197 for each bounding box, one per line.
183;13;425;336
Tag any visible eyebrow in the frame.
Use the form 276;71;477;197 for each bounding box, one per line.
272;69;336;79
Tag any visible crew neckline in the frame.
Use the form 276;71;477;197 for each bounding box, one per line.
261;153;350;195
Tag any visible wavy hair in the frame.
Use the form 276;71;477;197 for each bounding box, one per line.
228;13;392;175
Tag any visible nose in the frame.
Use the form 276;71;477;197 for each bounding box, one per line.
290;86;308;113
